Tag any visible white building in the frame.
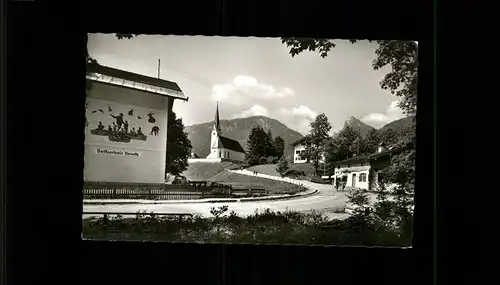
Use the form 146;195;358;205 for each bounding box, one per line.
84;64;188;183
331;142;407;191
205;103;246;162
290;137;325;164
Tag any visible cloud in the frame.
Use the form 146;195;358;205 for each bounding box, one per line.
228;104;317;135
210;76;319;135
278;105;318;135
232;104;269;118
211;75;295;106
362;101;405;128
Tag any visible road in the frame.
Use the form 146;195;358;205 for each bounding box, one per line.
83;180;358;220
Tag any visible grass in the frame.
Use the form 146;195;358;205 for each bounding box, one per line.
181;161;241;181
246;162;317;179
207;170;306;194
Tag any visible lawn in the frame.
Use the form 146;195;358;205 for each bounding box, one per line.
181;161;241;181
246;162;317;178
207;170;305;194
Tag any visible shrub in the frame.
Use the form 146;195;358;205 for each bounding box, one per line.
258;157;268;165
284;169;306;178
82;206;412;246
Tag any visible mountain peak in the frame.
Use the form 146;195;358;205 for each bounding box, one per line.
342;116;376;137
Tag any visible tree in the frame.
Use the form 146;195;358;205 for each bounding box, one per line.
281;39;418;116
273;136;285;159
165;111;193;176
245;125;268;166
324;125;361;174
276;156;289;177
363;129;380;154
378;129;399;146
265;129;275;157
306;113;332;174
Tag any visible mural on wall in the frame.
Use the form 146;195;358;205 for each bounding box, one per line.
85;100;163;144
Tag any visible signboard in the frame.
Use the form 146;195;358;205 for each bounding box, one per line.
96;148;140;157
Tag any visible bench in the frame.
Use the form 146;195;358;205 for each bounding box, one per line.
231;188;268;196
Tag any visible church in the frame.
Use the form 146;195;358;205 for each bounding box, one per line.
205;103;246;162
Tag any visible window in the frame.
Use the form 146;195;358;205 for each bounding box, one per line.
296;150;300;154
359;173;367;182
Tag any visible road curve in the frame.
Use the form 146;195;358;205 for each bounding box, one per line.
83;180;352;220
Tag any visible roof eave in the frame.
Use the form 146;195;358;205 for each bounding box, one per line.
86;74;188;101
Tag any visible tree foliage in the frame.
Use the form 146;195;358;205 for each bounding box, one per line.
281;38;418;116
305;113;332;174
364;129;381;154
276;156;289;177
166;111;193;176
324;125;361;167
245;126;283;165
245;126;268;166
273;136;285;159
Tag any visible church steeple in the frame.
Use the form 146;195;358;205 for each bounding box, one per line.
214;101;221;134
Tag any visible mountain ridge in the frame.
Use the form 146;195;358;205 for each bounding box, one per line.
185;115;304;158
185;115;415;158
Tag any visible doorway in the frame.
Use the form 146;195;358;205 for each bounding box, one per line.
352;173;357;188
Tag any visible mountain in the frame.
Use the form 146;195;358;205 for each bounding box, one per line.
185;116;304;158
343;116;376;137
337;116;415;138
377;116;415;135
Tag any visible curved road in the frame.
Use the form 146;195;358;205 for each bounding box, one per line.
82;179;365;220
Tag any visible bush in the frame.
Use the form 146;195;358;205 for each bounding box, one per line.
82;206;412;246
259;157;268;165
284;169;306;178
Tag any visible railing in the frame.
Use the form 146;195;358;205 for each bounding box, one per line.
83;181;271;200
83;211;194;223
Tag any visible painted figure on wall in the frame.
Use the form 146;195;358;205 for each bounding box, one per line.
150;126;160;136
88;103;162;143
147;112;156;123
110;113;125;130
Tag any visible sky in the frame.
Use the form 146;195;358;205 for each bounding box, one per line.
87;34;407;135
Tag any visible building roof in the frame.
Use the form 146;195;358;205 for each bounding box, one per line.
214;102;221;133
219;136;246;153
368;146;407;160
86;63;188;101
330;145;408;167
330;155;370;167
290;136;309;146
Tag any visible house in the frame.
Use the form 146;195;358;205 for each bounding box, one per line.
330;142;407;191
290;136;325;164
205;102;246;162
84;63;188;184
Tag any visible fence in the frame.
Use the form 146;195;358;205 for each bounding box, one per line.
83;181;270;200
83;211;194;223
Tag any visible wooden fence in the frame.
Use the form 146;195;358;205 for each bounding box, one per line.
83;181;269;200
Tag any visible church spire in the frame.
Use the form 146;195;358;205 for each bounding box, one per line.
214;101;221;133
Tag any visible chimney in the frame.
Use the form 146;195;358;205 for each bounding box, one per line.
378;142;386;153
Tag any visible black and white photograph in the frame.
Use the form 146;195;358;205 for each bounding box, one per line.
83;34;417;247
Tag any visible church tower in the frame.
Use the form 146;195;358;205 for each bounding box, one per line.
209;102;221;157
